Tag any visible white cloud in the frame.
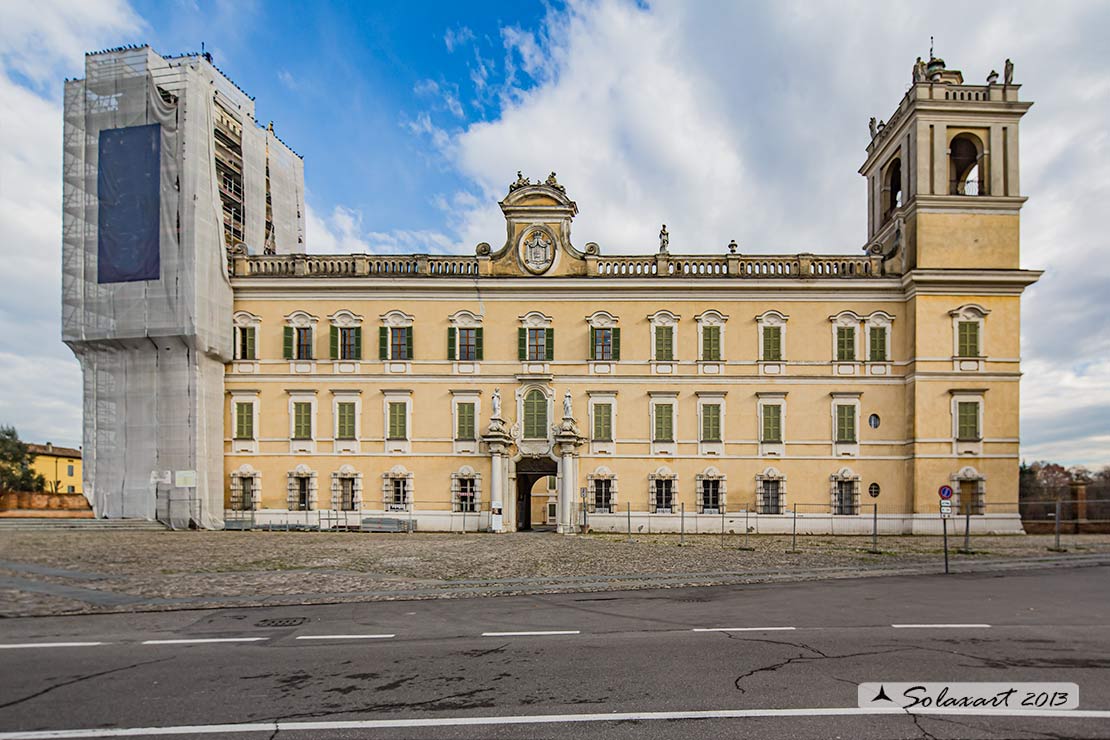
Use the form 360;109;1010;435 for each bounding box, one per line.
444;26;475;53
305;203;456;255
0;0;143;447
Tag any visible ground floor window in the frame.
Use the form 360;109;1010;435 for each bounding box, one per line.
231;476;256;511
290;476;311;511
593;478;612;513
651;478;674;513
455;477;477;513
958;479;985;515
699;478;721;513
834;479;859;515
339;477;356;511
389;478;408;511
759;479;783;515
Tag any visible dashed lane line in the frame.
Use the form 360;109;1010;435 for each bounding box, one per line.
294;634;395;640
0;642;108;650
140;638;269;645
692;627;796;632
891;623;991;629
481;630;581;637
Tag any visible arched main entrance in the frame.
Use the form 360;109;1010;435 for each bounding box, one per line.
514;455;558;531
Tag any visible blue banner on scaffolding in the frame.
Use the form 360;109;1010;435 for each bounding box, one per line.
97;124;161;283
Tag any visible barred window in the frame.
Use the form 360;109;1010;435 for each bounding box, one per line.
390;478;407;509
834;480;859;515
233;476;256;511
700;478;721;512
456;477;477;512
593;479;613;512
291;477;310;511
652;478;674;513
958;479;985;515
339;477;356;511
759;479;783;514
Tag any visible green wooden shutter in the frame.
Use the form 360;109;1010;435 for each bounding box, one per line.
379;327;388;360
447;327;457;361
702;404;721;441
654;404;673;441
957;401;979;440
836;405;855;442
589;328;597;361
244;327;256;360
837;327;855;361
283;326;294;359
523;390;547;439
518;328;526;361
336;402;355;439
762;405;781;442
612;328;621;361
869;326;886;361
388;402;407;439
703;326;720;361
235;402;253;440
293;402;312;440
457;402;475;440
475;327;483;360
958;321;979;357
545;328;554;361
763;325;781;361
352;327;362;360
330;325;339;359
593;403;612;440
405;327;414;360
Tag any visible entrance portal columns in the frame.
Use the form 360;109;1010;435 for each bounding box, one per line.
554;392;585;534
482;411;513;533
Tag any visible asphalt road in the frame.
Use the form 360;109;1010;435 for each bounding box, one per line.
1;564;1108;739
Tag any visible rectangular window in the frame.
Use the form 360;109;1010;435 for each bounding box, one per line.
390;478;407;509
238;477;254;510
760;479;782;514
295;477;310;511
593;479;612;512
700;478;721;512
339;478;355;511
958;321;980;357
654;325;673;361
592;327;613;361
835;480;857;515
296;327;313;360
336;401;356;440
527;328;547;361
456;402;476;440
957;401;980;440
67;464;75;477
234;401;254;440
66;485;75;493
390;327;411;360
958;480;984;515
836;326;855;362
457;327;477;362
653;478;673;513
237;326;256;360
339;327;359;360
762;325;782;361
702;325;721;361
653;403;674;442
457;477;477;512
762;404;782;442
835;404;856;443
869;326;887;362
701;404;721;442
388;402;407;440
292;402;312;440
593;403;613;441
524;391;548;439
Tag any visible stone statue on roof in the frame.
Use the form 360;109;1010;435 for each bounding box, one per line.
869;117;878;138
913;57;926;83
1004;58;1014;85
659;224;669;254
545;171;566;193
509;171;531;191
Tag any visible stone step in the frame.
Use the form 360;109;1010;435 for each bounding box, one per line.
0;518;167;531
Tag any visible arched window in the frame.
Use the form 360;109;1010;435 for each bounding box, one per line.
949;134;985;195
523;389;548;439
883;158;902;221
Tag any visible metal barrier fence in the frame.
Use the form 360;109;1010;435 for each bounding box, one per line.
221;502;490;533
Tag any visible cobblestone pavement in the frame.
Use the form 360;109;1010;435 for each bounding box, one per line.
2;530;1108;617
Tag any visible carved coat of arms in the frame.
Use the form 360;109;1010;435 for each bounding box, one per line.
521;229;554;274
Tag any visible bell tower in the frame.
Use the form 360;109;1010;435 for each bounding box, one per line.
860;54;1032;272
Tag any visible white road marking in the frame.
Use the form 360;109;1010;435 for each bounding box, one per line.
0;642;107;650
891;623;991;629
481;630;581;637
2;707;1109;738
693;627;796;632
294;634;395;640
140;638;269;645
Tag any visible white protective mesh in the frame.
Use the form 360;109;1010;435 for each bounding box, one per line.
62;48;233;529
267;129;301;254
241;120;267;253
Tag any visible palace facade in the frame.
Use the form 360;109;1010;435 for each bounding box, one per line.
223;55;1038;534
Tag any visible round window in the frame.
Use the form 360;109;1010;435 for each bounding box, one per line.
868;414;880;429
868;483;881;498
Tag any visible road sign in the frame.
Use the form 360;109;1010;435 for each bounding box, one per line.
939;485;954;500
940;500;953;518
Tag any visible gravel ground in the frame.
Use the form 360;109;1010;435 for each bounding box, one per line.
2;530;1108;617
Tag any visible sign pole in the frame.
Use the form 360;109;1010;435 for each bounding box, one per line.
942;511;949;575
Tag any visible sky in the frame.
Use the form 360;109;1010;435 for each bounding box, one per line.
0;0;1108;467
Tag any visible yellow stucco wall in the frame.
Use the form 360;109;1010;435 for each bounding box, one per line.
30;450;83;494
